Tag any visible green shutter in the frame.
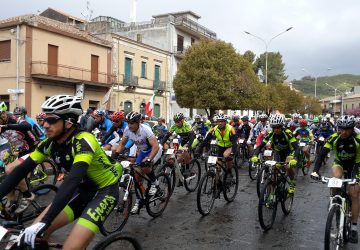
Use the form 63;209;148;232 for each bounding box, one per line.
154;104;160;118
154;65;160;89
141;61;146;78
124;57;132;84
124;101;132;113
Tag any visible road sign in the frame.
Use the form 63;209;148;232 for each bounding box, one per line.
7;89;24;94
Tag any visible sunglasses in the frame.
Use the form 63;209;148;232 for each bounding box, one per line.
271;125;282;129
44;116;61;125
112;120;121;123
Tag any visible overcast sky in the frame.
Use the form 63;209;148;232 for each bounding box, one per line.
2;0;359;81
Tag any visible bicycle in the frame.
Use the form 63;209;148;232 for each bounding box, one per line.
158;137;201;194
250;147;273;181
28;159;59;188
234;138;249;168
93;231;142;250
254;148;274;198
297;141;312;176
258;160;294;231
101;159;171;235
314;136;329;166
321;176;358;250
197;156;239;216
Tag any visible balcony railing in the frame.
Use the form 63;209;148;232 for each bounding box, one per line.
31;61;115;85
153;80;165;93
173;46;189;58
174;17;217;39
123;75;139;88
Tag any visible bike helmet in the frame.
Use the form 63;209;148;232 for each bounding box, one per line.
313;117;319;123
216;113;227;121
258;114;268;120
232;115;240;121
321;117;327;123
41;95;82;117
13;106;27;115
173;112;184;122
194;114;201;120
269;114;285;126
336;115;355;128
111;111;125;121
36;112;46;120
125;111;142;123
299;119;308;127
292;113;300;119
0;102;7;112
93;109;106;116
241;116;249;122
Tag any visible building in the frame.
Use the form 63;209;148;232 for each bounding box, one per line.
88;16;170;119
320;91;360;116
0;13;114;116
108;11;217;121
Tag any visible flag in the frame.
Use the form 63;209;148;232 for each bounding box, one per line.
145;93;155;117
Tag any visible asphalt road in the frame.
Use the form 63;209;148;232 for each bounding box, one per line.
50;158;359;250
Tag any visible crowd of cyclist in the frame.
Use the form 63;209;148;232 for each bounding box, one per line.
1;96;360;248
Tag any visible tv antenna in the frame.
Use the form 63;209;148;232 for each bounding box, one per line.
81;1;94;21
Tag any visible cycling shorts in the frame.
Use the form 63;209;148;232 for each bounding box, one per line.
63;182;119;233
135;145;163;165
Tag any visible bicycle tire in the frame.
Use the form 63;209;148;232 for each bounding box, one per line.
93;232;142;250
258;179;277;231
29;160;58;188
184;159;201;192
100;188;132;236
158;164;176;194
145;172;171;218
249;162;260;181
280;181;294;215
324;205;341;250
256;164;269;198
223;166;239;202
234;145;244;168
197;171;216;216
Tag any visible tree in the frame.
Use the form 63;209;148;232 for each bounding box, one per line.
173;39;261;118
243;50;257;74
299;96;322;115
254;52;287;84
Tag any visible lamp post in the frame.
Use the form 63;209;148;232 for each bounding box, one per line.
302;68;332;98
244;27;293;86
325;82;344;116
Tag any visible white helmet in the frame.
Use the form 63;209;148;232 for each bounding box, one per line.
258;114;268;120
216;113;227;121
42;95;82;116
336;115;355;128
194;114;201;120
292;113;300;119
269;114;285;126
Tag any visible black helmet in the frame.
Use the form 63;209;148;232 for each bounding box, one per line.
13;106;27;115
173;112;184;122
126;111;142;123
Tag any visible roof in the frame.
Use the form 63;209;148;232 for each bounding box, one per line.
43;7;87;23
0;14;111;48
152;11;201;19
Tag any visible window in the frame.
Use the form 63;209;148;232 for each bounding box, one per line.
346;104;348;110
177;35;184;52
48;44;58;75
140;103;146;116
141;61;147;78
154;65;160;89
91;55;99;82
0;40;10;62
124;57;132;84
124;101;132;113
352;103;354;109
191;37;195;45
89;100;99;109
137;34;142;43
154;104;160;118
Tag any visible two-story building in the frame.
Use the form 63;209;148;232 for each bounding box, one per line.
88;16;170;119
0;13;114;116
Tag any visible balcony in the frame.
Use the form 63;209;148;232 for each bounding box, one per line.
174;17;217;39
173;46;189;59
153;80;165;95
123;75;139;91
31;61;115;86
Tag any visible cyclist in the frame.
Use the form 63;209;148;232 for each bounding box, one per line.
313;115;360;243
287;113;301;132
13;106;44;141
152;117;168;141
192;114;208;137
249;114;269;144
0;105;40;213
101;111;128;151
0;95;122;249
238;116;254;156
293;119;314;168
251;114;299;193
354;117;360;135
112;111;162;214
203;115;212;128
230;115;242;138
35;112;46;140
310;117;320;133
195;113;237;184
161;112;195;186
90;109;112;139
316;117;334;139
79;108;93;130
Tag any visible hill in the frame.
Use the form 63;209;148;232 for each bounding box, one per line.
291;74;360;99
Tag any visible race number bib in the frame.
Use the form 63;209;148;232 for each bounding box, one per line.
166;148;175;155
327;178;343;188
207;156;217;164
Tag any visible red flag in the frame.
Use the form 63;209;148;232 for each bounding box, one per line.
145;93;155;117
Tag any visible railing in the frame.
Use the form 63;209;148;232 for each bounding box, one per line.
173;46;189;57
174;17;217;39
31;61;115;84
123;75;139;87
153;80;165;91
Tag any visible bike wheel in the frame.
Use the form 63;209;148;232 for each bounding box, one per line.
223;166;239;202
184;159;201;192
197;171;216;216
101;188;132;236
324;205;341;250
234;146;244;168
93;232;142;250
21;184;58;223
258;179;277;231
145;173;171;218
256;164;269;198
249;162;260;181
280;181;294;215
158;164;176;194
302;164;310;176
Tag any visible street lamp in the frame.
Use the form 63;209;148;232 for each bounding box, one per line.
244;27;293;86
325;82;344;116
302;68;332;98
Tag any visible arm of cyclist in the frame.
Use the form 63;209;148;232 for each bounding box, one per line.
146;135;160;162
160;131;172;145
112;135;128;158
100;126;116;144
194;130;213;157
106;131;120;146
0;121;32;133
